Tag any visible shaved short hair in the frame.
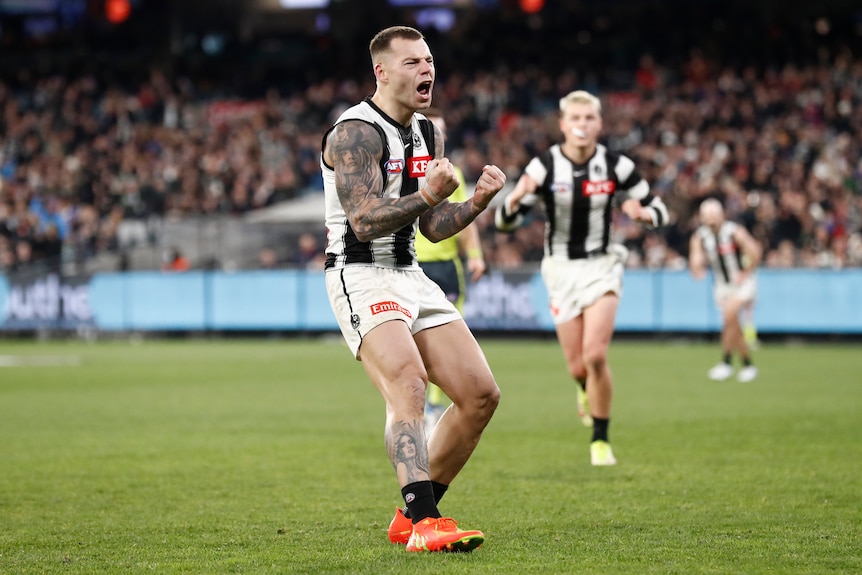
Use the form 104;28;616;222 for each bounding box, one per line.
369;26;425;62
699;198;724;219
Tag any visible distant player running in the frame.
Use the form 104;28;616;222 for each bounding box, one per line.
496;90;668;466
689;198;762;383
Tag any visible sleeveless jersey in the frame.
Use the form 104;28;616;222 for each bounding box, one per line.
321;98;435;271
695;220;748;286
522;143;667;260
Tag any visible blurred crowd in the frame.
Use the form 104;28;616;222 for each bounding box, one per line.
1;46;861;274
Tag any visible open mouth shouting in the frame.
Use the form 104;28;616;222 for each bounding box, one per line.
417;80;433;102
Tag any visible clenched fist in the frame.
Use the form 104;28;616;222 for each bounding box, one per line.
473;165;507;210
423;158;460;202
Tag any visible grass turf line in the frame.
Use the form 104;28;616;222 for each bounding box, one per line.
0;338;859;574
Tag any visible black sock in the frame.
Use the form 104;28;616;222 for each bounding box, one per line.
723;353;732;365
401;481;441;523
402;481;448;519
592;417;609;443
431;480;449;503
742;356;752;367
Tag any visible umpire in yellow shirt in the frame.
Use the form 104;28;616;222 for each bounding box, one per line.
416;110;487;433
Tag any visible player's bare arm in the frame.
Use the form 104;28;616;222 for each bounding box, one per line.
734;226;762;282
325;120;429;243
419;164;506;242
689;235;706;280
505;173;539;213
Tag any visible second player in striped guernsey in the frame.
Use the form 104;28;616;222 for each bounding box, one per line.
496;90;668;466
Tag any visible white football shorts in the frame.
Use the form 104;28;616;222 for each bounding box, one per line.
540;248;626;325
714;277;757;308
325;266;462;359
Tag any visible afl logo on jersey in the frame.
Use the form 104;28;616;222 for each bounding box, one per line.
385;159;404;174
551;182;573;195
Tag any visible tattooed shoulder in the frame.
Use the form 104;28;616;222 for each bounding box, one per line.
327;120;386;210
324;120;383;169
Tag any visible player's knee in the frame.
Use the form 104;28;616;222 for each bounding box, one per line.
388;373;429;415
471;378;500;419
568;363;587;382
582;349;608;373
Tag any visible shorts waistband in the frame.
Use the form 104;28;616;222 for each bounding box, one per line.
570;248;607;260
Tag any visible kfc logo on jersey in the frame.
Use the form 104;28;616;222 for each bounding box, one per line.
385;159;404;174
370;300;413;319
583;180;616;196
718;241;738;255
408;155;432;178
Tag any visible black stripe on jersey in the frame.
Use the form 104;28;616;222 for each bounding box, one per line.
343;225;373;265
650;205;665;226
535;150;558;256
600;153;622;252
618;163;641;192
711;229;731;283
393;123;420;266
418;118;435;155
567;156;593;258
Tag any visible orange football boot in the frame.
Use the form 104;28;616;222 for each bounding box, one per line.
405;517;484;553
387;507;412;544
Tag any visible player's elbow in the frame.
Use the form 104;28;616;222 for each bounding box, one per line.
494;206;523;233
418;222;444;243
348;216;376;243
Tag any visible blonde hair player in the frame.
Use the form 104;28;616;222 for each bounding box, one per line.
496;90;669;466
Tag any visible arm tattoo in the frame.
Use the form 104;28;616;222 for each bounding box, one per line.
325;120;427;243
419;199;483;242
385;418;430;483
418;120;483;242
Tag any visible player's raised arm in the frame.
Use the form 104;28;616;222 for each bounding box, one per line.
418;164;506;242
324;119;432;243
494;172;538;232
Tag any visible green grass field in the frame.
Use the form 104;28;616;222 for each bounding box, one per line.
1;336;860;574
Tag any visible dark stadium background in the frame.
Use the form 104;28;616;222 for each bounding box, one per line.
2;0;859;95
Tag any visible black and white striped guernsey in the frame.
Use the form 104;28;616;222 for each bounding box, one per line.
510;143;668;260
321;98;435;271
694;220;748;286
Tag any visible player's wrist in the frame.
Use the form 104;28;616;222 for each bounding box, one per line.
467;247;483;259
471;195;490;212
419;185;443;207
